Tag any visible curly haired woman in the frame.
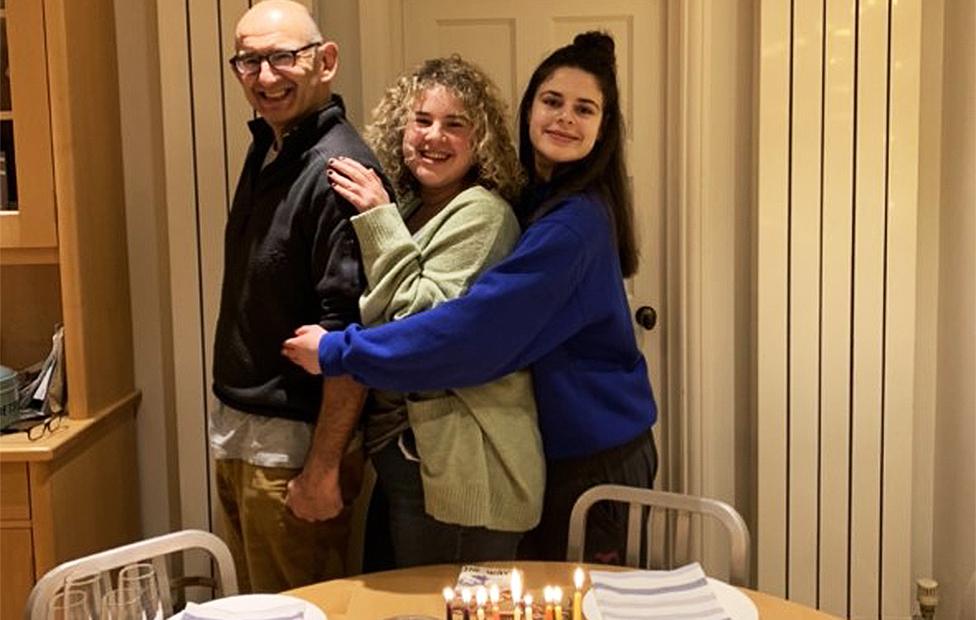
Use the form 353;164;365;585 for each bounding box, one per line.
321;56;544;567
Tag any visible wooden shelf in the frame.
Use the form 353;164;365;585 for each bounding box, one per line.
0;391;140;462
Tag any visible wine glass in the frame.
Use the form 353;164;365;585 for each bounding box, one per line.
118;563;163;620
46;589;91;620
65;573;103;619
99;588;142;620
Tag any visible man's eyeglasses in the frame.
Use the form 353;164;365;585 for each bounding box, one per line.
26;414;64;441
228;42;322;76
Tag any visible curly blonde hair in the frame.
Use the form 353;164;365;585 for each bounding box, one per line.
365;55;524;204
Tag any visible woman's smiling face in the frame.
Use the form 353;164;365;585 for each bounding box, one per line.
528;67;604;181
402;85;476;196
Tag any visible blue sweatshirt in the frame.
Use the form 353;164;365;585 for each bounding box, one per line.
319;192;656;459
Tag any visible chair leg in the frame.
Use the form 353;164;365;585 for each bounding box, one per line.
625;503;642;566
674;511;691;567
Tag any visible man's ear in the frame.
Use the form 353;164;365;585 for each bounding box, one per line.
319;41;339;83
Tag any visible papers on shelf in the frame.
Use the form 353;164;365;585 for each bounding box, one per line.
589;563;731;620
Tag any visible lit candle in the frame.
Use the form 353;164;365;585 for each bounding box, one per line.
444;587;456;620
572;567;584;620
489;584;501;620
553;586;563;619
523;593;534;620
511;570;523;620
476;586;488;620
461;588;472;620
543;586;554;620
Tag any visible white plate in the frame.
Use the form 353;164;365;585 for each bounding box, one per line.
168;594;326;620
582;577;757;620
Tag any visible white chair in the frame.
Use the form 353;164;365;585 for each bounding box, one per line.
25;529;237;620
566;485;751;586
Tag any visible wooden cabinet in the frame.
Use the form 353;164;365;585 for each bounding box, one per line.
0;0;58;262
0;0;141;616
0;411;141;619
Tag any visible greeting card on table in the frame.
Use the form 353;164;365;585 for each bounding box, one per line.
455;565;515;593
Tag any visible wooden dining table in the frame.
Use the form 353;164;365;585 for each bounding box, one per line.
286;561;843;620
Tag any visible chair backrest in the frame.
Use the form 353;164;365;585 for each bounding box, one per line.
566;485;751;586
25;529;237;620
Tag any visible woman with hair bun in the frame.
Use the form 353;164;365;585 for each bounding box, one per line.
284;33;657;563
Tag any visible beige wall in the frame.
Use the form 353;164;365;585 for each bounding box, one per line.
112;0;181;537
932;0;976;618
319;0;365;127
109;0;973;615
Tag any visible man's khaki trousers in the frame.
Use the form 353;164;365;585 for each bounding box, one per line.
215;450;364;593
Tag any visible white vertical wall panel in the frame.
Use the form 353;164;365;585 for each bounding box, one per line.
818;0;855;615
849;0;888;615
788;0;824;607
757;0;791;598
158;0;210;539
188;0;230;431
881;0;921;616
222;0;252;203
697;0;752;582
758;1;920;617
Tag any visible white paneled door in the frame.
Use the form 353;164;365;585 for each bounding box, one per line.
360;0;668;443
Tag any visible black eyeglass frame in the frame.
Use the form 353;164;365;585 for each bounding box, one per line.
227;41;323;76
26;413;65;441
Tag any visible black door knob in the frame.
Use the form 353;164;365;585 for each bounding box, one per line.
635;306;657;330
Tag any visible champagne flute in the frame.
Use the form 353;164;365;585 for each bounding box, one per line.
118;563;163;620
100;588;142;620
47;589;91;620
65;573;103;619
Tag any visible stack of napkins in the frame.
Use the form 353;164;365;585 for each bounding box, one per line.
589;563;730;620
180;600;305;620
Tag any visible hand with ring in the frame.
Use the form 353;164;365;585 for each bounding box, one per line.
326;156;390;213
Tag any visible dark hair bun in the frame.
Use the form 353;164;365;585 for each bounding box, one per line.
573;31;615;60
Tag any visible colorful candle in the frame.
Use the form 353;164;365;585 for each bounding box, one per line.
443;587;456;620
572;567;584;620
489;583;501;620
461;588;472;620
543;586;554;620
523;593;534;620
511;570;523;620
475;586;488;620
553;586;563;619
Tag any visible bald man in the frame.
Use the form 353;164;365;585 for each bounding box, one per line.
211;0;390;592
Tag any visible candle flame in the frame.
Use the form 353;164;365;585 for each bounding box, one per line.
489;583;500;604
462;588;472;603
553;586;563;603
574;566;584;589
524;593;534;606
511;568;522;602
443;587;455;603
476;586;488;606
543;586;552;603
510;569;523;601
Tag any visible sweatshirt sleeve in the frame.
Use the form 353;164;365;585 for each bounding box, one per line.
319;215;594;391
307;173;364;330
352;191;520;326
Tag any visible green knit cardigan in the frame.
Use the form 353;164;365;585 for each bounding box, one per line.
351;185;545;532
